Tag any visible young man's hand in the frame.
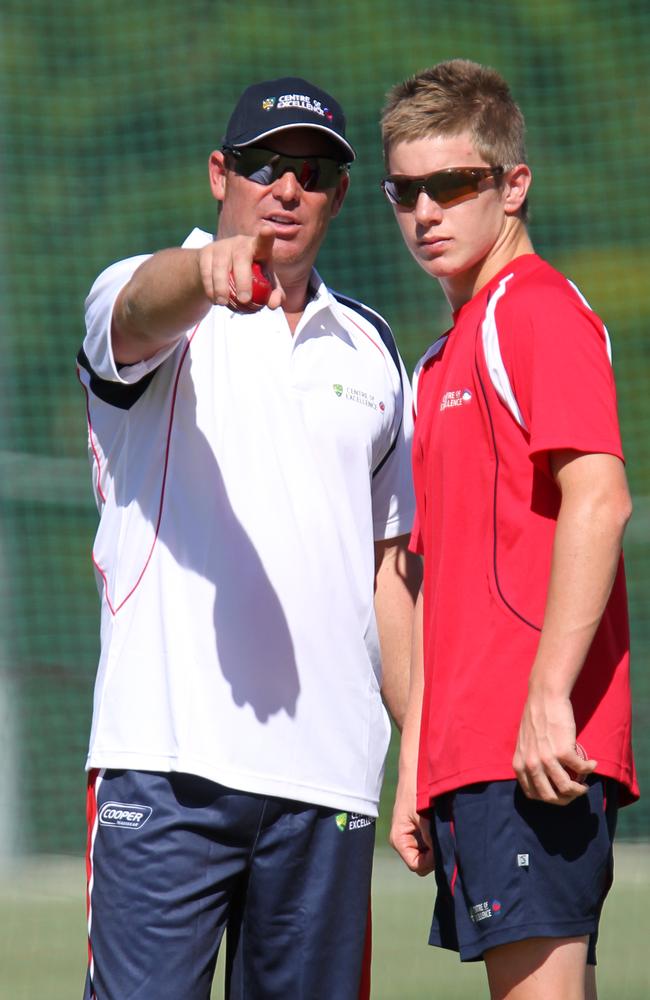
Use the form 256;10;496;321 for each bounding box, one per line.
513;692;596;804
389;780;435;875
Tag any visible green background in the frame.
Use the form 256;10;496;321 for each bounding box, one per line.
0;0;648;859
2;847;649;997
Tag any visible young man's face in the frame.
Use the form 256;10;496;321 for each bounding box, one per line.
211;128;349;276
385;132;512;290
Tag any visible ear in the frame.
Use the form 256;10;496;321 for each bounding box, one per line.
503;163;532;216
329;170;350;219
209;150;228;203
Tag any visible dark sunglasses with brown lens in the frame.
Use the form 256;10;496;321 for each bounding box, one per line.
381;166;504;208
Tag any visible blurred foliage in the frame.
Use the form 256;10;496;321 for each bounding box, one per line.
1;0;649;850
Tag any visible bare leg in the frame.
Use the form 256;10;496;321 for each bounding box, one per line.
484;936;590;1000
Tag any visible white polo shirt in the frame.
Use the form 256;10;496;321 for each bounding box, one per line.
78;228;415;815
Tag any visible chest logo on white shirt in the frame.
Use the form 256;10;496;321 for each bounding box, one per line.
440;388;473;411
332;383;385;412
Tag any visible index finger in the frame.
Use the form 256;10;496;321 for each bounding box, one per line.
252;224;276;263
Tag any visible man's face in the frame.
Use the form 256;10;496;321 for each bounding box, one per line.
385;132;510;286
211;128;349;275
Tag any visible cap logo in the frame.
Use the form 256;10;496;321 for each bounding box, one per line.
271;93;332;120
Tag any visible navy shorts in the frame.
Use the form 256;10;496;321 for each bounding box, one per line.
84;769;375;999
427;777;618;963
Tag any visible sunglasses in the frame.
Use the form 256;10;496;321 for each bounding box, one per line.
381;166;504;208
223;144;348;192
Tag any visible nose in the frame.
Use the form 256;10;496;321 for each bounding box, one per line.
414;189;443;225
273;168;302;201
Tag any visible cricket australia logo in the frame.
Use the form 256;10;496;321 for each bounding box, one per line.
333;383;343;397
262;97;277;111
98;801;152;830
335;812;374;832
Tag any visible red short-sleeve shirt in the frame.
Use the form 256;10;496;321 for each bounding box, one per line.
411;254;638;810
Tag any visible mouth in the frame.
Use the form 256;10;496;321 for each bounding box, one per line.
417;236;450;255
265;214;300;237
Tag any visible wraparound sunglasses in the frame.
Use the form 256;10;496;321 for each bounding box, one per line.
223;144;349;192
381;166;505;208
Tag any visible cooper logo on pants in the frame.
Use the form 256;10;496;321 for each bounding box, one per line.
98;802;152;830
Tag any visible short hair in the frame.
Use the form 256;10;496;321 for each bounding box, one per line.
381;59;528;219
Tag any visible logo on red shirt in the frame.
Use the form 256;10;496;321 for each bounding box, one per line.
440;388;473;411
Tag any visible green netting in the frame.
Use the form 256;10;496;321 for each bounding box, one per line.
1;0;648;855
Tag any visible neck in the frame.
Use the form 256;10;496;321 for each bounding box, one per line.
441;220;534;313
277;263;315;334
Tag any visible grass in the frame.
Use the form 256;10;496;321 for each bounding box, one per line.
1;845;649;998
369;845;650;1000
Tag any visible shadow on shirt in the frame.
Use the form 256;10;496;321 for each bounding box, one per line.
85;339;299;724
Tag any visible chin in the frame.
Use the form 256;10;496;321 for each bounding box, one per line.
415;255;455;280
274;245;306;267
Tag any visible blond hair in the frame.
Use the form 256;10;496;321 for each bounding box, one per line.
381;60;528;217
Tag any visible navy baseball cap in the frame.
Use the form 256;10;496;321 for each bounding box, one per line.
222;77;355;163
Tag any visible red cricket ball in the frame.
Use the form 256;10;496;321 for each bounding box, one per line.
566;741;588;783
228;261;272;312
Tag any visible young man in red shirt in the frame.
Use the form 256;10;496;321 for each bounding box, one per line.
381;59;638;999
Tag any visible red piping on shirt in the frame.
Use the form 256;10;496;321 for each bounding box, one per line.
345;311;387;357
84;327;197;615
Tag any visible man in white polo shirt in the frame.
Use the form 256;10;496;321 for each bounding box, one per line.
77;76;420;999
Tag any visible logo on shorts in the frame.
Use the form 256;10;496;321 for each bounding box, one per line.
334;812;374;832
468;899;504;923
349;813;374;830
517;853;530;867
98;801;152;830
468;900;490;923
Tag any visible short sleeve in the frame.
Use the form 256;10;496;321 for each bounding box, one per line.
83;255;183;384
500;283;624;468
82;228;213;385
371;355;416;541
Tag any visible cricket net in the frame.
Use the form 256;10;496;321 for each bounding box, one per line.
1;0;649;853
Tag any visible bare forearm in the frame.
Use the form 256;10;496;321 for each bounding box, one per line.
374;538;422;729
514;451;631;802
528;459;631;697
389;587;434;874
397;587;425;778
113;248;211;363
112;227;282;365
